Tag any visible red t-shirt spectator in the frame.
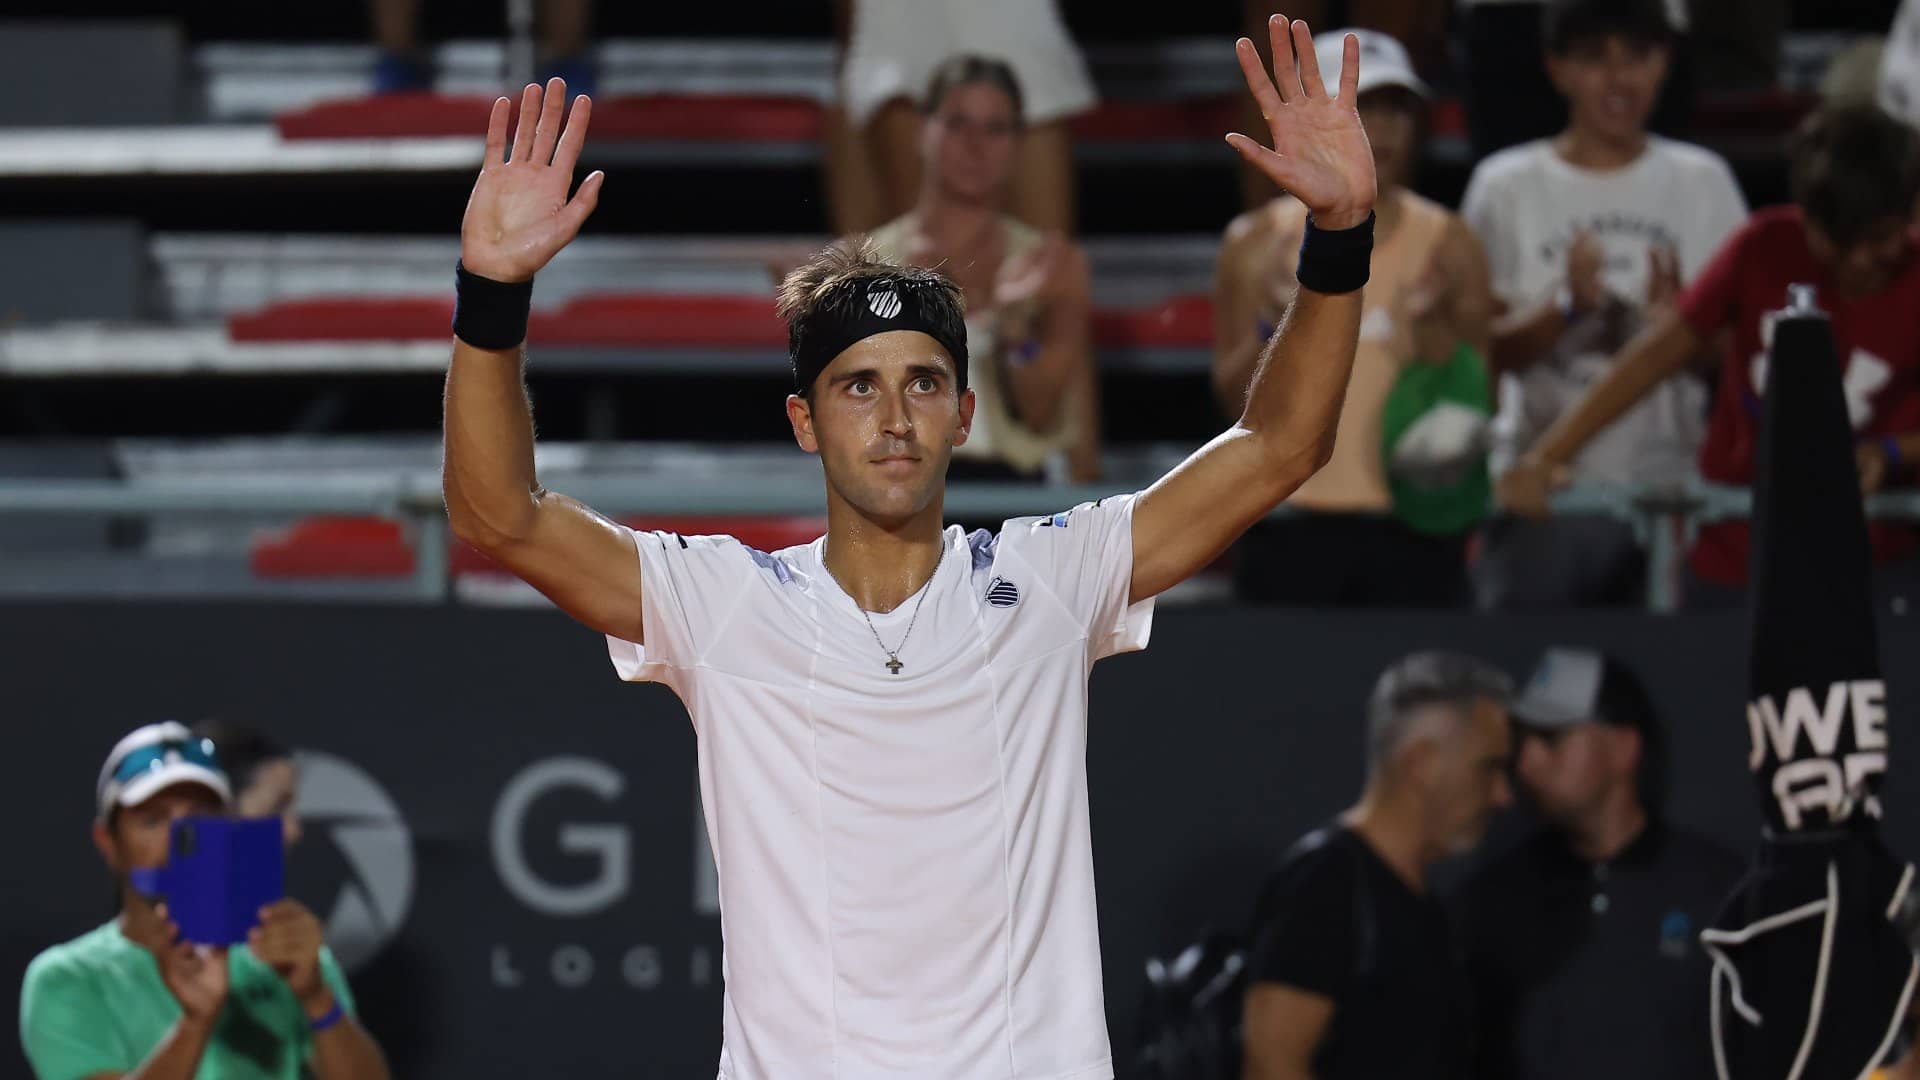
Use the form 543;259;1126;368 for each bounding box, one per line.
1677;205;1920;584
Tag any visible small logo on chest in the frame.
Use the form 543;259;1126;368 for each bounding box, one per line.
985;577;1021;608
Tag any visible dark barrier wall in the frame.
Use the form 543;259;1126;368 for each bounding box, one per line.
5;604;1917;1078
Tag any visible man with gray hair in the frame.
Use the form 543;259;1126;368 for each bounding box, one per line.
1242;651;1513;1080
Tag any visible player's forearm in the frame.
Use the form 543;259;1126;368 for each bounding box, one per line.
1235;287;1362;488
442;340;543;549
1528;309;1700;468
122;1014;215;1080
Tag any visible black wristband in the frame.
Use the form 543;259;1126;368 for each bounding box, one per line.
453;261;534;350
1294;212;1376;295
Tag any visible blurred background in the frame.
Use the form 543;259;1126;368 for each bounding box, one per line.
3;1;1916;1077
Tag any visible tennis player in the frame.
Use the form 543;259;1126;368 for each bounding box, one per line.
443;16;1376;1079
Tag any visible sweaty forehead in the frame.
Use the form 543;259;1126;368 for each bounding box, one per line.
822;331;957;379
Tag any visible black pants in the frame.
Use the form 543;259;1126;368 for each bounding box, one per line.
1232;515;1469;608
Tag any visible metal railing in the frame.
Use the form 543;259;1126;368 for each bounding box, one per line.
1;475;1916;611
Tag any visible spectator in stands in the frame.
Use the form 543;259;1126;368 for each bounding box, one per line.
1237;1;1450;209
1464;0;1747;609
862;55;1102;483
1242;652;1512;1080
369;0;594;96
832;0;1094;235
196;721;303;849
1461;0;1700;161
1452;648;1742;1080
1498;105;1920;602
19;722;387;1080
1215;29;1492;607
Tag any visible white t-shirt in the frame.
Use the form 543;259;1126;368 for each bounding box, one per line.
607;496;1153;1080
1882;0;1920;129
1461;136;1747;485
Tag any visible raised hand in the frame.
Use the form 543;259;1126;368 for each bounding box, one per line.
461;78;605;283
993;231;1066;312
1566;229;1607;314
248;899;327;1008
140;903;230;1023
1645;243;1682;312
1228;16;1378;230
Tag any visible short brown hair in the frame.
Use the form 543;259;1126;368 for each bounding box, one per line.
776;239;968;397
922;55;1026;125
1790;105;1920;250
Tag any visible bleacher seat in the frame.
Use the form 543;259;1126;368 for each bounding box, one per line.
277;93;824;142
271;87;1477;153
226;292;1217;350
253;512;829;579
228;297;454;342
1092;294;1213;349
531;294;788;347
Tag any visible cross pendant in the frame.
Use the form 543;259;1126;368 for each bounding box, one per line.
885;656;904;675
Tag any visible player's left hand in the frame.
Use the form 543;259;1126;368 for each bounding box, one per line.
249;898;327;1007
1227;16;1378;231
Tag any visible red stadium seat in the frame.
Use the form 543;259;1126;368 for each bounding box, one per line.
255;514;825;579
228;292;1216;352
250;516;415;577
1093;294;1214;348
453;515;827;574
530;294;787;347
1070;98;1240;142
228;297;453;342
276;93;823;142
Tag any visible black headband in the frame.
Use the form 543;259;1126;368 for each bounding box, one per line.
789;280;969;395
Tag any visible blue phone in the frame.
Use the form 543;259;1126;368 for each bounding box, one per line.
129;816;285;945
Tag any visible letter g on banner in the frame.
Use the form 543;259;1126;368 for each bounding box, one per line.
492;757;630;916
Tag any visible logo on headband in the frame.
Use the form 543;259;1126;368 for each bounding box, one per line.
868;288;903;320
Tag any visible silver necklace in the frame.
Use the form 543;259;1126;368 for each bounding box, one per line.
858;551;941;675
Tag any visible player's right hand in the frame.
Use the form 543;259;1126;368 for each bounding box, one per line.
143;902;231;1022
461;77;605;284
1496;454;1567;519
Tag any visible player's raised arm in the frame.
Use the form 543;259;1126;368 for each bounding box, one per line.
1129;17;1376;604
442;79;642;641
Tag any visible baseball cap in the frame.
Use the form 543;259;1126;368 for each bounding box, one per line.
1312;28;1430;101
96;721;231;819
1510;648;1656;734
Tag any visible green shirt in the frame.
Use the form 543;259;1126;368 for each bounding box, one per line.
19;921;356;1080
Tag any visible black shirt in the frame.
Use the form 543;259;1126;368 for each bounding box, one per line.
1247;825;1472;1080
1452;819;1745;1080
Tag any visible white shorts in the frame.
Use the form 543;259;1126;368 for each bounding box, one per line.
839;0;1099;129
